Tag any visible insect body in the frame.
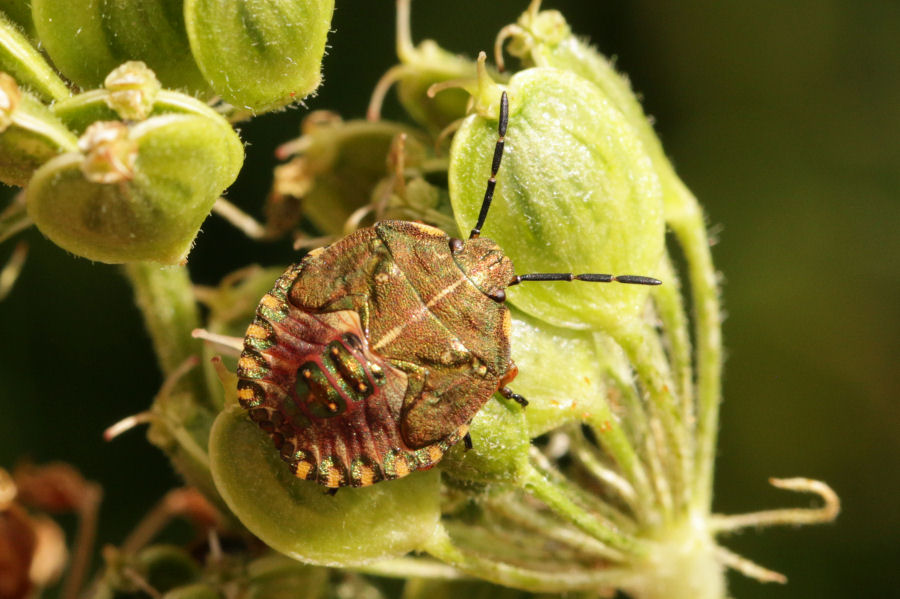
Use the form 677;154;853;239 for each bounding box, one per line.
237;92;659;488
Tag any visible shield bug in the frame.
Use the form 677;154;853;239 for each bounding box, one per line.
236;92;660;488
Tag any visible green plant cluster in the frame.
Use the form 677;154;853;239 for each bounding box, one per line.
0;1;838;599
0;0;332;264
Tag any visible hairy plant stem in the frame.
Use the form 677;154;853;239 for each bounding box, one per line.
423;523;633;593
581;388;654;523
522;460;645;560
610;316;692;518
123;263;209;406
665;181;723;515
0;192;30;244
122;263;229;514
651;256;694;416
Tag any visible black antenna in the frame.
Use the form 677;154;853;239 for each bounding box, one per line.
469;91;508;239
469;90;662;289
510;273;661;286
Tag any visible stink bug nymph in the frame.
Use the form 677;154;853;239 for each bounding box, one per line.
236;92;660;488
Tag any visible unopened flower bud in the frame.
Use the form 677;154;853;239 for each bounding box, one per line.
104;61;162;121
77;121;137;183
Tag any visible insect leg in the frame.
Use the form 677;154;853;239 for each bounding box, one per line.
499;386;529;407
469;91;509;239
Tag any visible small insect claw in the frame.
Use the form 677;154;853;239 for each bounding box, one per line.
500;386;528;407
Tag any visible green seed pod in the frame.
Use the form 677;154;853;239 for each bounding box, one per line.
498;1;688;221
26;112;243;264
184;0;334;113
439;397;529;485
270;114;427;236
449;67;665;332
209;402;442;566
506;307;610;438
0;73;78;186
499;3;648;130
0;11;69;102
31;0;209;94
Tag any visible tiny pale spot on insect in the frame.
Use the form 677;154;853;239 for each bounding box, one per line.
247;324;268;338
238;356;261;371
375;272;390;283
359;466;375;486
325;466;342;487
260;295;280;309
394;458;410;478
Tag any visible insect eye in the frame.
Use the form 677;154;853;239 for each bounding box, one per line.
342;333;364;352
449;237;464;254
488;289;506;303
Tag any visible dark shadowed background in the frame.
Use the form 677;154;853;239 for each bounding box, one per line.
1;1;897;597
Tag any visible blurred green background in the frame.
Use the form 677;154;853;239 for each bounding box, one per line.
1;1;897;597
